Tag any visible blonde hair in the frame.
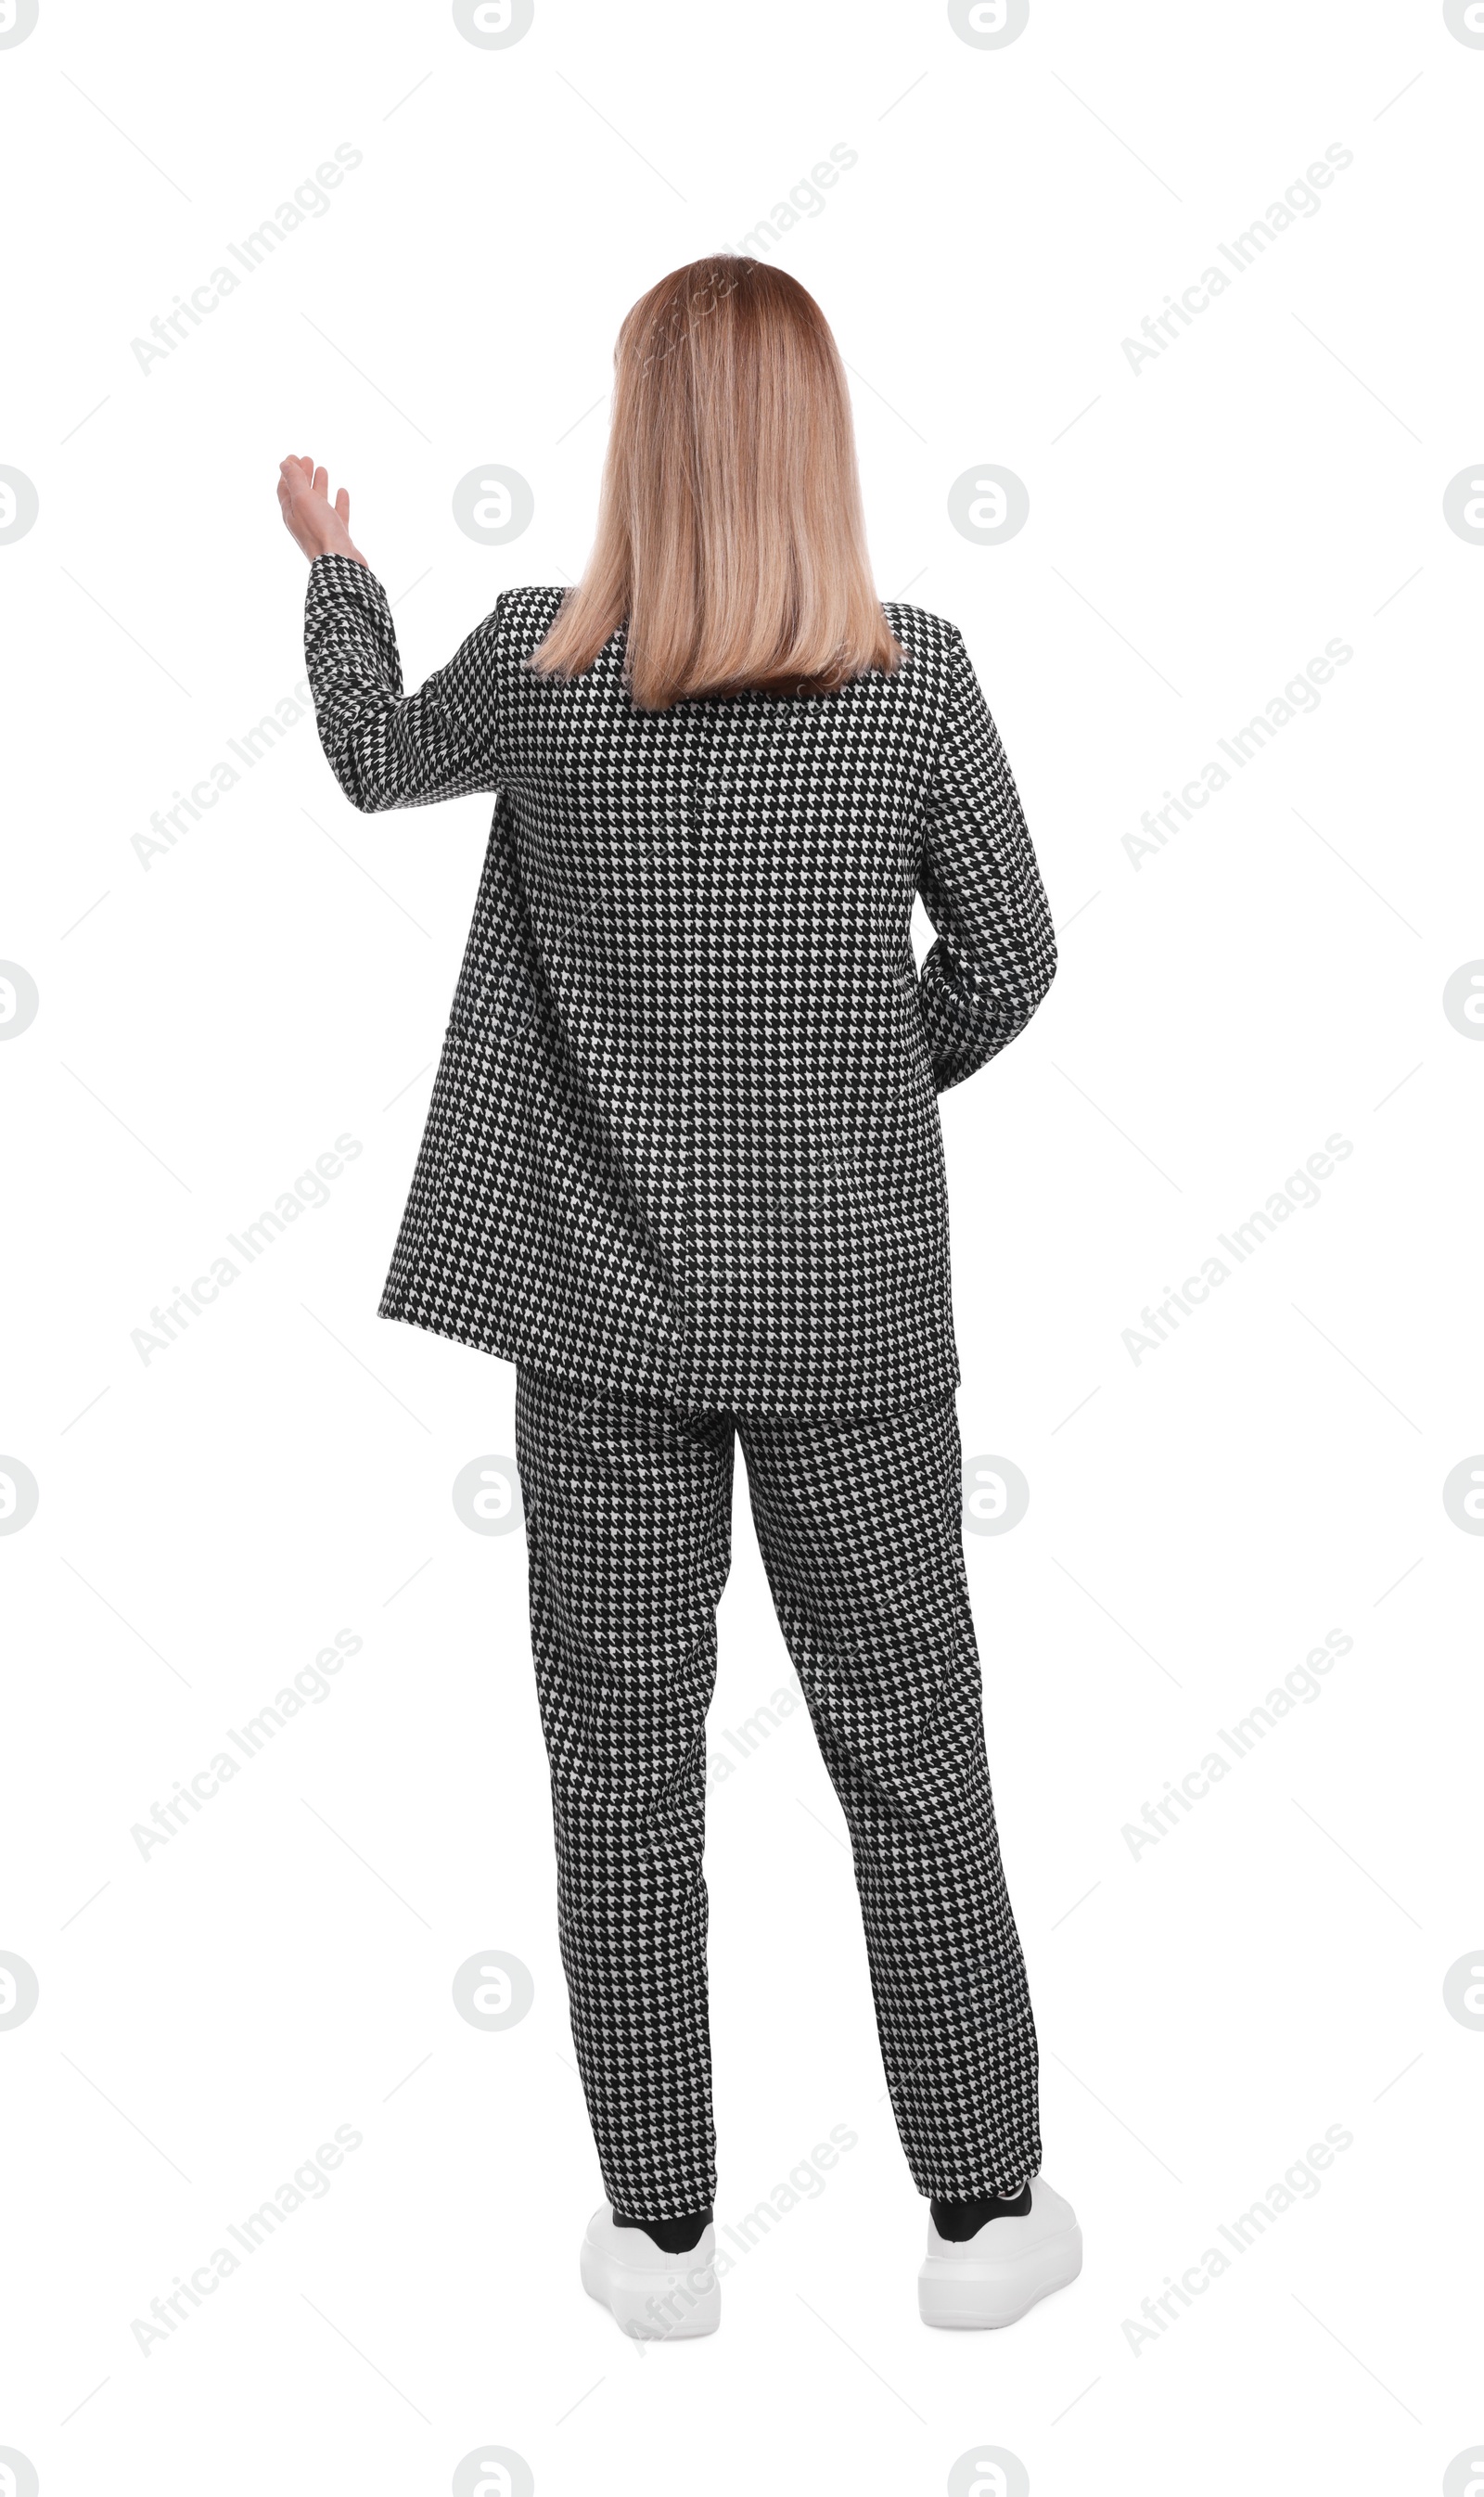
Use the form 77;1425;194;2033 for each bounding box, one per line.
530;255;903;712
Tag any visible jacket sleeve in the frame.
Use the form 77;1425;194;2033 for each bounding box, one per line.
303;552;505;813
914;627;1056;1094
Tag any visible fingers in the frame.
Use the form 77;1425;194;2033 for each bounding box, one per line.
279;455;350;510
275;455;363;566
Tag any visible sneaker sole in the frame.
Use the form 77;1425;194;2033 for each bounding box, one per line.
580;2240;721;2340
918;2220;1083;2329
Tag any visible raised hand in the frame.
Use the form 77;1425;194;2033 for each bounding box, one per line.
277;455;368;568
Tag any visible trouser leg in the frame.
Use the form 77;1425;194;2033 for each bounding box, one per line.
513;1364;734;2218
736;1389;1042;2198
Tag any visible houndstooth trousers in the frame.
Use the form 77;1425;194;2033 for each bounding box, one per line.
513;1359;1042;2218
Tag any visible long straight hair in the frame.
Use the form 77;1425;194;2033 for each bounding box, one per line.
530;256;903;711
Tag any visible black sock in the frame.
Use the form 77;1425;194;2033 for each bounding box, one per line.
612;2206;712;2255
930;2182;1031;2240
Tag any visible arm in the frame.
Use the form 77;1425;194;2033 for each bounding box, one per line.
303;553;505;813
278;455;505;813
915;628;1056;1094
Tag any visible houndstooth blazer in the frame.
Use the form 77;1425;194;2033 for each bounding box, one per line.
303;553;1055;1417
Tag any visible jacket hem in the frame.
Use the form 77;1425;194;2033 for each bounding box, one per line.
376;1298;960;1421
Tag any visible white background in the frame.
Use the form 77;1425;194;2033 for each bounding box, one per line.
2;1;1481;2491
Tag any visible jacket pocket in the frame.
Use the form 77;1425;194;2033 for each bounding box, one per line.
825;1069;948;1248
452;951;528;1050
820;1113;871;1220
821;1109;925;1245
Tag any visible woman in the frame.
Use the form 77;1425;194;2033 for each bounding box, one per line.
278;253;1080;2339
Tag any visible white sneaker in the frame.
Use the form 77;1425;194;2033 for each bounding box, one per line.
580;2206;721;2340
918;2176;1082;2329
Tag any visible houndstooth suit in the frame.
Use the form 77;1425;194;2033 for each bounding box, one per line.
304;554;1053;2214
303;554;1055;1419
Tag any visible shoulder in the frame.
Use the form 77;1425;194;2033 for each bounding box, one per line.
879;601;964;657
877;603;968;699
876;604;970;723
491;583;569;652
